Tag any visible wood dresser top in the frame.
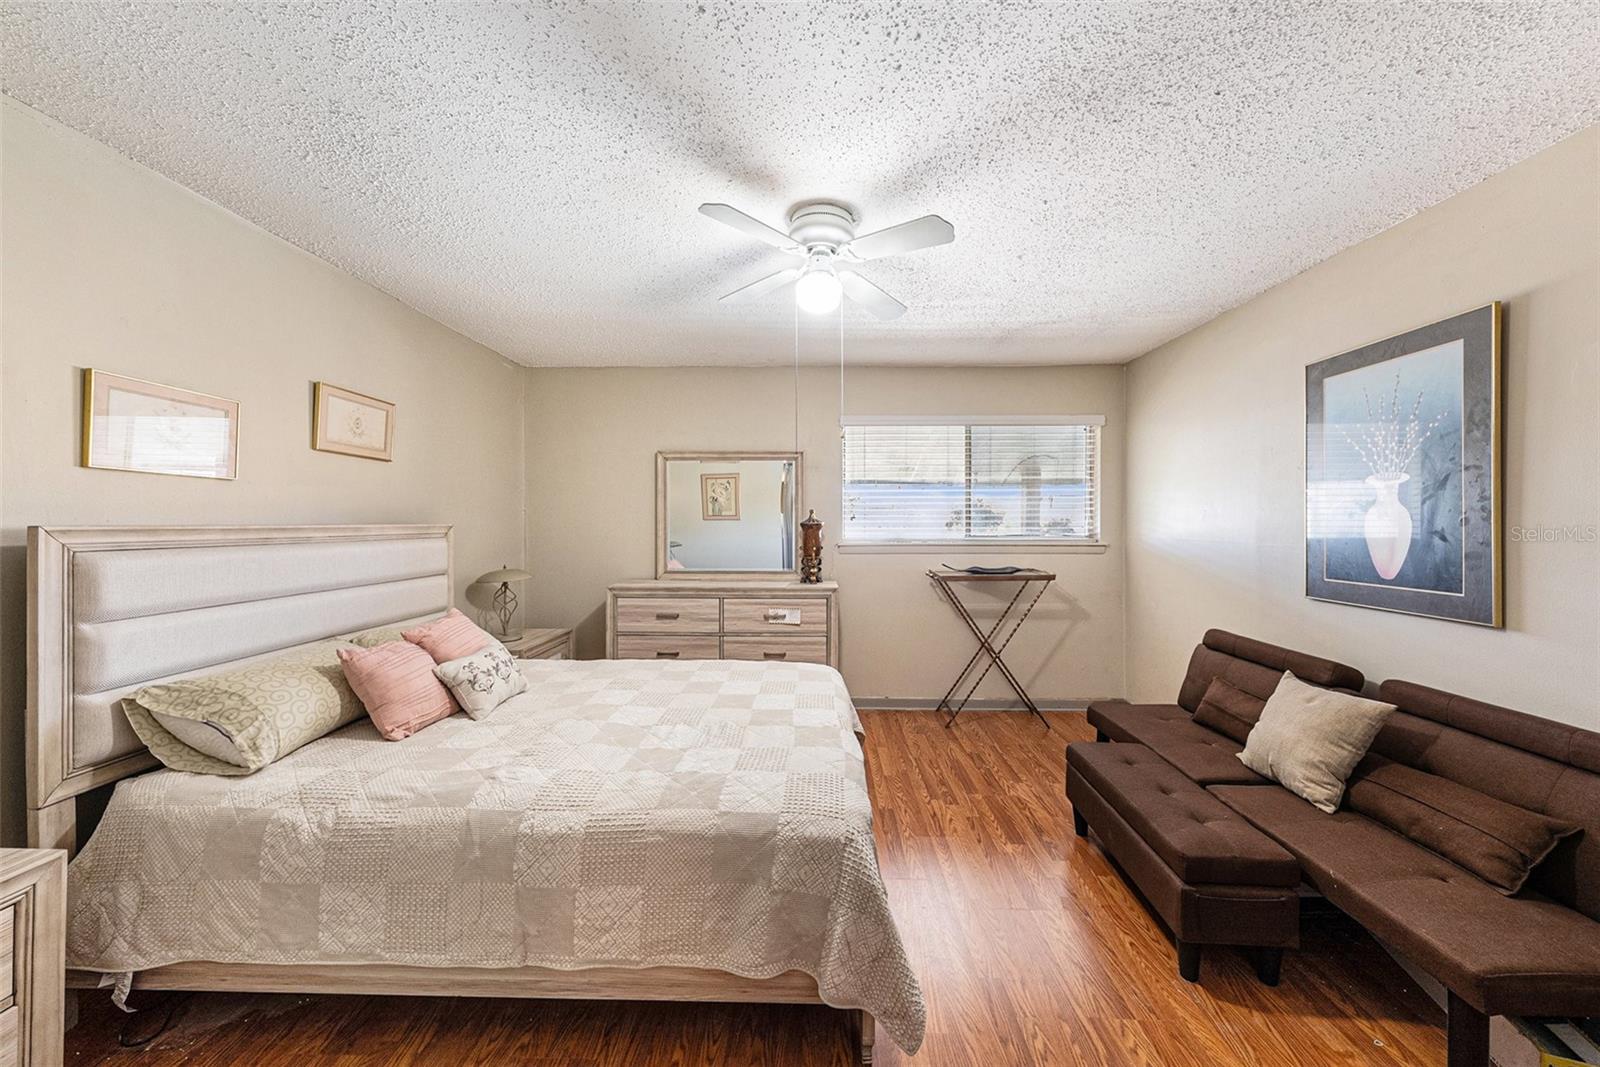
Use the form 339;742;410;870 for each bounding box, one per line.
609;580;838;594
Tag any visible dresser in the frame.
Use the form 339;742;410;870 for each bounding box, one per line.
0;850;65;1067
606;580;839;668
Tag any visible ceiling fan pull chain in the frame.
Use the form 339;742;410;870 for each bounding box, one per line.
794;296;801;453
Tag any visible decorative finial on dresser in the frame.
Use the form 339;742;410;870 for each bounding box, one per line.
800;509;824;584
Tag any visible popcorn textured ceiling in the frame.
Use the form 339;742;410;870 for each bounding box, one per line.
2;1;1597;367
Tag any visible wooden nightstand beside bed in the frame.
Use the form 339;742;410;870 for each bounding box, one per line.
498;626;576;660
0;849;66;1067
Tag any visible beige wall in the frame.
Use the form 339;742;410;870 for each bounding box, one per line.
1125;126;1599;729
0;99;527;845
524;363;1126;705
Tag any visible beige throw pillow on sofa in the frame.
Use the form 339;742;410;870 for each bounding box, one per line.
1238;672;1396;813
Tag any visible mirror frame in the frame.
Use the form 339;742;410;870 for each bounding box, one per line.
655;450;804;580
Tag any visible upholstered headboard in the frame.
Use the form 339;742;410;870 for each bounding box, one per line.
26;525;453;851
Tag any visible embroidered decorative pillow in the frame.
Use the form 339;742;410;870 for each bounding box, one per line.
123;639;364;775
338;641;458;740
433;642;528;720
402;608;496;663
1238;672;1396;813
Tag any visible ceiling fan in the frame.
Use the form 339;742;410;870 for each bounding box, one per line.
698;200;954;320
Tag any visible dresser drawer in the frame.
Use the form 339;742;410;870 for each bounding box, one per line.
0;1003;16;1067
0;903;11;1004
722;635;829;665
614;597;720;634
722;598;829;635
615;635;722;661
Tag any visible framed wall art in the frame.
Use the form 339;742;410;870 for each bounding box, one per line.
1305;303;1502;626
81;369;239;479
312;381;394;461
700;472;740;520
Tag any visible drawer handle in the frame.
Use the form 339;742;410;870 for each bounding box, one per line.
655;650;681;658
764;609;788;621
655;611;681;620
763;651;788;660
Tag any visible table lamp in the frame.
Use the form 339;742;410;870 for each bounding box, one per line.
474;565;533;636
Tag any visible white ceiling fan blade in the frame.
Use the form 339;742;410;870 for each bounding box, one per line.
846;214;955;260
698;203;797;251
719;266;802;303
838;269;906;320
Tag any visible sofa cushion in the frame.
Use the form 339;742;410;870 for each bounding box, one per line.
1068;743;1298;888
1211;784;1600;1016
1191;678;1265;744
1087;701;1268;786
1177;629;1365;713
1375;679;1600;923
1347;754;1581;894
1238;673;1396;813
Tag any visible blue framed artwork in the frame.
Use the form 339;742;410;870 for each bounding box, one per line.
1305;304;1502;626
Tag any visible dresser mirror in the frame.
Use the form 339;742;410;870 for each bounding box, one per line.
656;451;802;578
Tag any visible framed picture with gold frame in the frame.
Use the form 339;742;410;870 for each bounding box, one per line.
1305;303;1502;626
312;381;394;461
81;368;239;480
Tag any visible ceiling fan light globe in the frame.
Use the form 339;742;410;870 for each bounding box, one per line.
794;268;843;315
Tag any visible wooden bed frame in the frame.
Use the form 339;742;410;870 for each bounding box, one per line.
28;525;875;1063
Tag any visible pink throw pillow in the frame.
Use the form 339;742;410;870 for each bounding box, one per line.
338;641;457;741
402;608;496;663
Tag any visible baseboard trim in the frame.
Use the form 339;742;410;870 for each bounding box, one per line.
853;697;1090;713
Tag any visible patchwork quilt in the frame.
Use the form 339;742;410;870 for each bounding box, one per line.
66;659;925;1051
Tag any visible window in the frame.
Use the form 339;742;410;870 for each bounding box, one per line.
841;417;1102;544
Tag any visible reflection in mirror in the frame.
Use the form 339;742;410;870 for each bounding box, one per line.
660;455;799;574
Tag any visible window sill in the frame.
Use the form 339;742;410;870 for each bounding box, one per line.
837;541;1108;555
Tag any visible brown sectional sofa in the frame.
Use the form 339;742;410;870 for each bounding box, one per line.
1068;629;1600;1067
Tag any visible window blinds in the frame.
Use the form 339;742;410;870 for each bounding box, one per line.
841;417;1102;543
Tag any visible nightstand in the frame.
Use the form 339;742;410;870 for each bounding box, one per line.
500;627;576;660
1;849;65;1067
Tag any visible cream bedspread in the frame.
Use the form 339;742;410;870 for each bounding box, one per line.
67;659;925;1051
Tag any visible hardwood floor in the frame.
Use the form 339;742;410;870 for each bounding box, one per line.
65;710;1448;1066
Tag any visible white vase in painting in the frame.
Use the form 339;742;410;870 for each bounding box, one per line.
1363;474;1412;580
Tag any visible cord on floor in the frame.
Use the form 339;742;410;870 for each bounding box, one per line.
118;991;187;1048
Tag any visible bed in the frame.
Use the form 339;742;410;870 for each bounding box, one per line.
26;525;922;1060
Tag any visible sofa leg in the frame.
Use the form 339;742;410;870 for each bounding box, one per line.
1072;808;1088;838
1254;948;1283;987
1446;991;1489;1067
1095;729;1108;743
1176;941;1201;982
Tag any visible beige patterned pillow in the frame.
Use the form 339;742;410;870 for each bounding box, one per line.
345;613;449;648
123;639;364;775
348;626;409;649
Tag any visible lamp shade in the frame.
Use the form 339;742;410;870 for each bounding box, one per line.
475;566;533;585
